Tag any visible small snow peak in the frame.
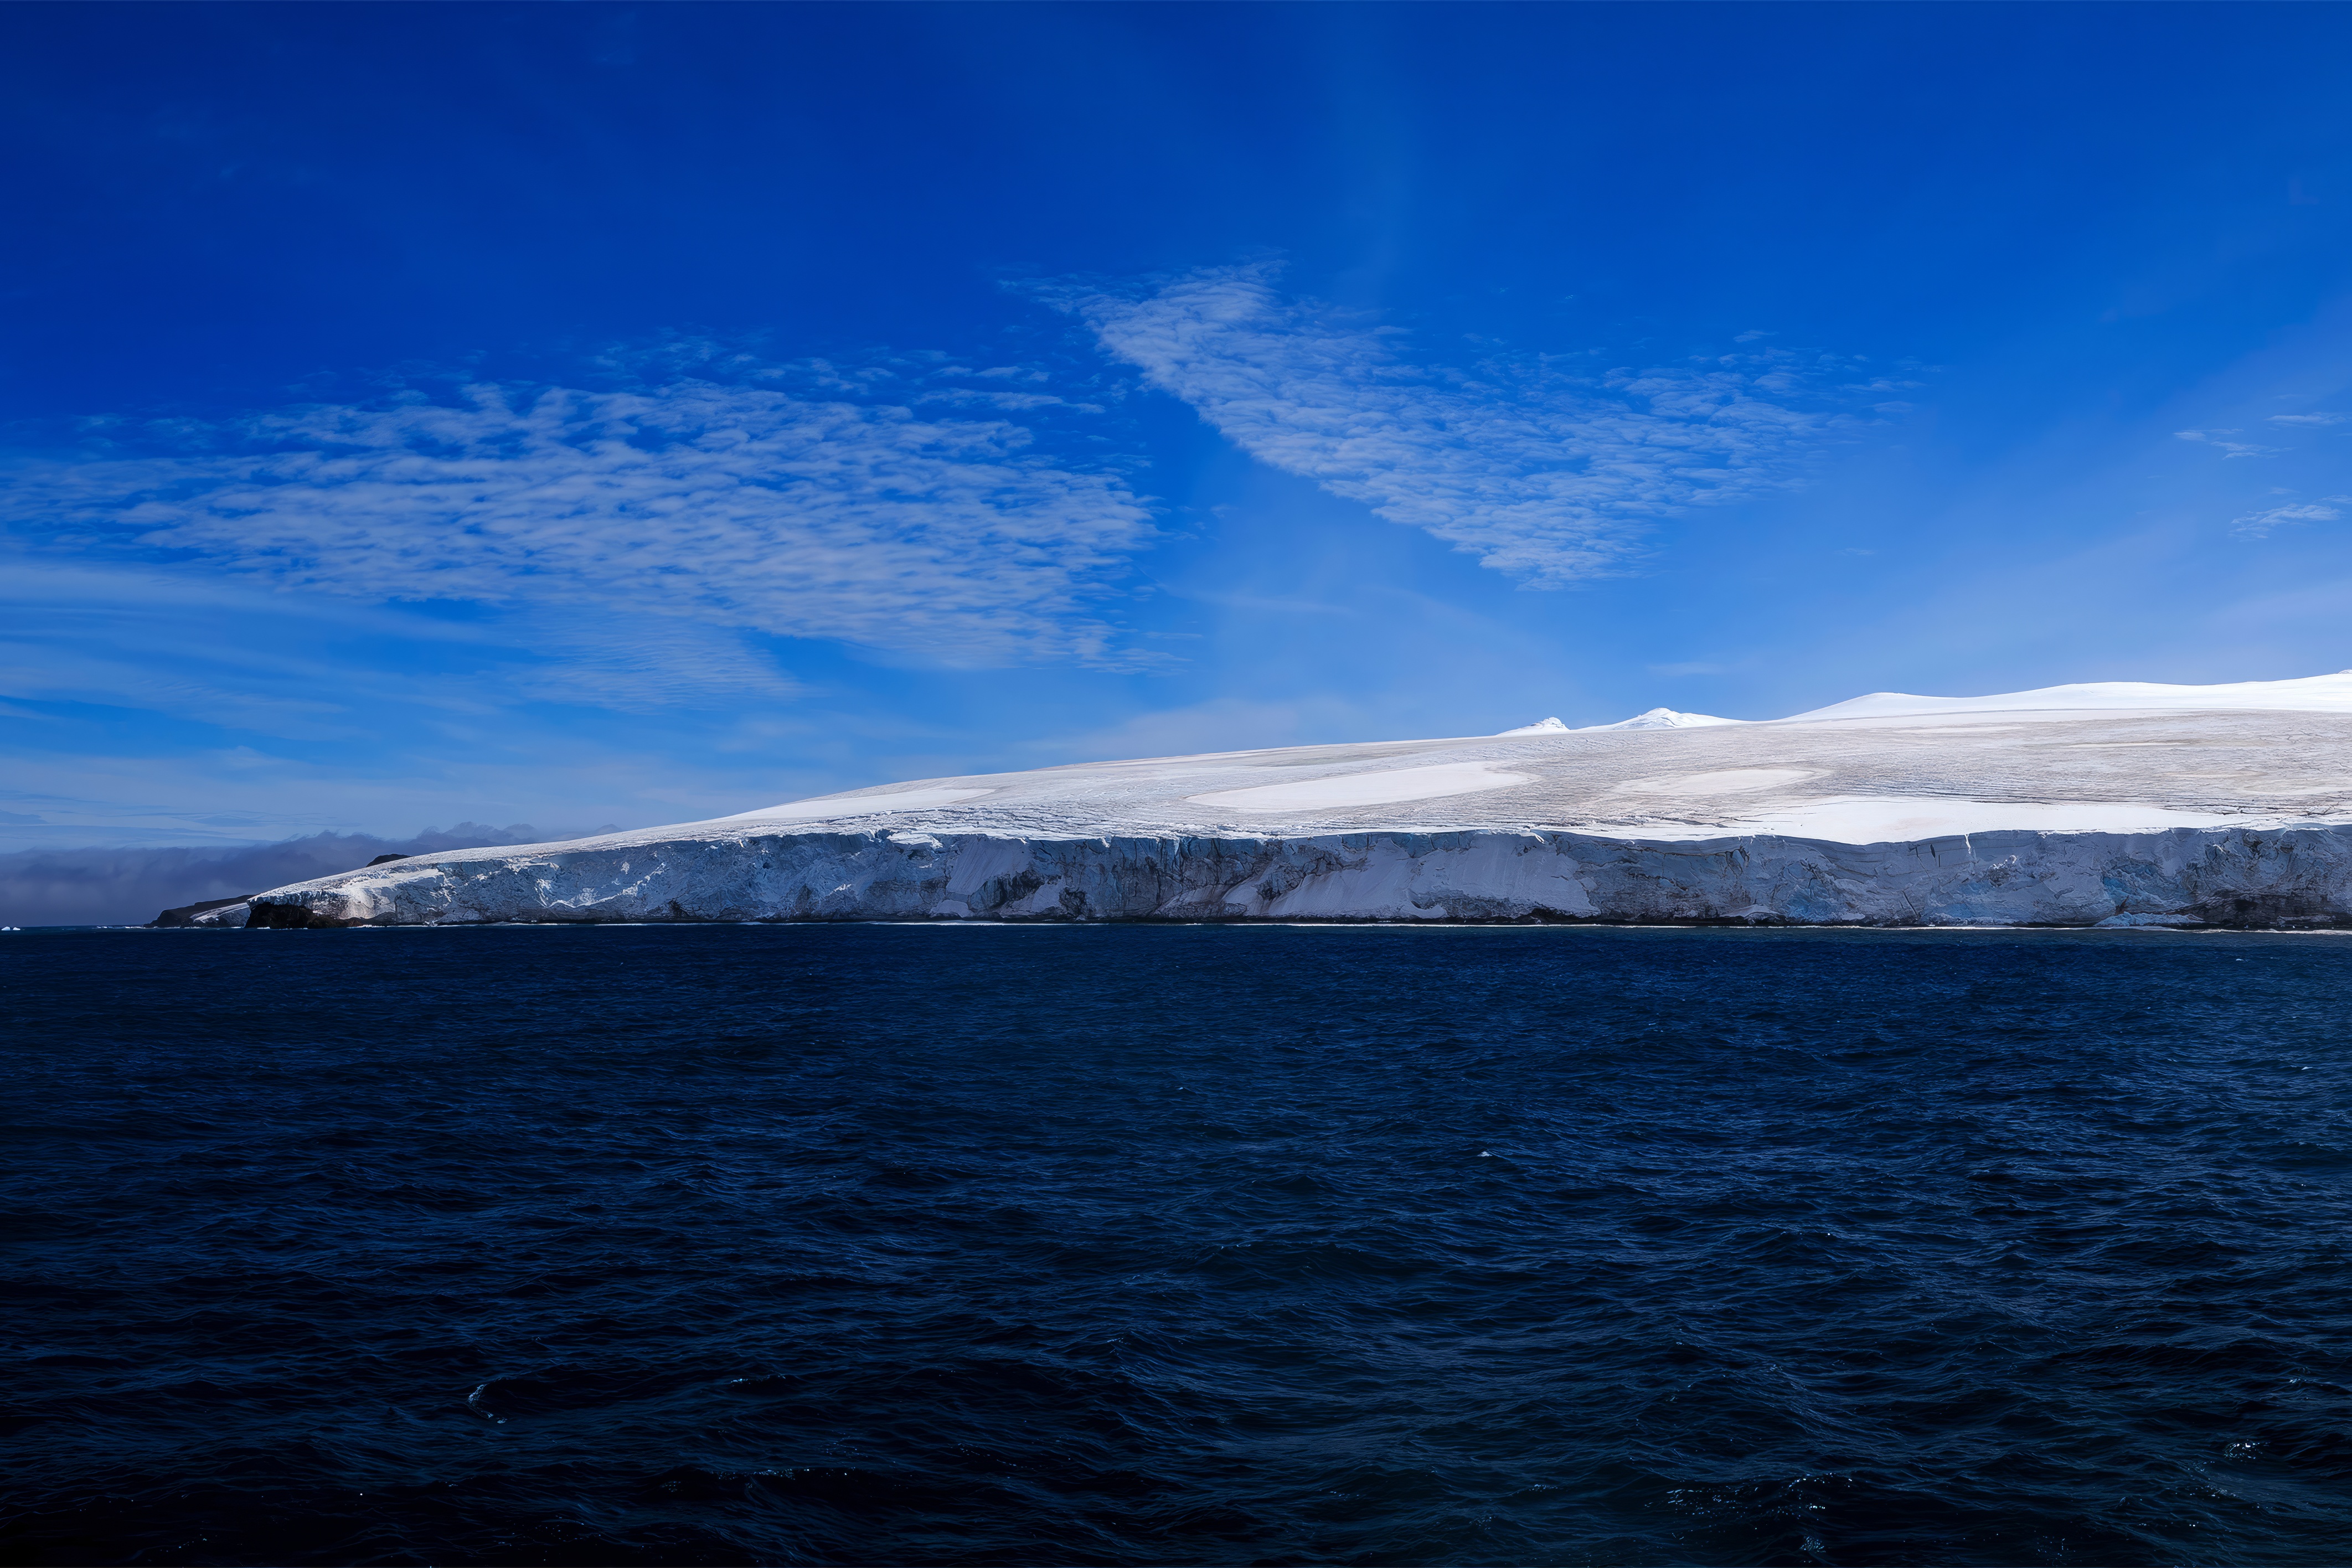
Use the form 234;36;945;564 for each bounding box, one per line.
1595;708;1740;731
1495;716;1570;736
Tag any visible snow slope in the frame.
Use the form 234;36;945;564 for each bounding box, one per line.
1782;669;2352;724
213;673;2352;930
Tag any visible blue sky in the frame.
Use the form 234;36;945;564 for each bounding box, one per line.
9;3;2352;848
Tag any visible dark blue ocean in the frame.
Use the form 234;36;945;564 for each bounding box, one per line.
4;926;2350;1566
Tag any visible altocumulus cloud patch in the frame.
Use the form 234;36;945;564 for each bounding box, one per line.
8;371;1159;668
5;293;1896;690
1030;260;1882;586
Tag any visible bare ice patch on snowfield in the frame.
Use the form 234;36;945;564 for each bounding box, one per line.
1600;796;2261;844
1189;763;1534;814
723;787;996;822
1613;768;1820;798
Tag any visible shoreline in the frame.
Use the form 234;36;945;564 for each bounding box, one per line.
21;919;2352;937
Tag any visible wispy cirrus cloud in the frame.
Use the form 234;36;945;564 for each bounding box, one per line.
5;362;1158;669
2175;428;2278;457
1028;261;1878;585
2230;496;2348;537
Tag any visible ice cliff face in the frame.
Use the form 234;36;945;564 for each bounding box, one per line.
205;673;2352;930
219;823;2352;930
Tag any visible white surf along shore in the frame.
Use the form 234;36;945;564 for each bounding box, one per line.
212;672;2352;930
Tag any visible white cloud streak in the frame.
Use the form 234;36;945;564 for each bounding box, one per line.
7;374;1159;668
2230;497;2348;538
1033;262;1867;585
2175;429;2278;457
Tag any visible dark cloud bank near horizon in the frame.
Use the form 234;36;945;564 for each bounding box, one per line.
1;823;619;927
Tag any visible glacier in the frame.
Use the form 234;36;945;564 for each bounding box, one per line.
207;672;2352;931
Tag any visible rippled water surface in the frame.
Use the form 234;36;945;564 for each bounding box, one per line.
5;925;2351;1565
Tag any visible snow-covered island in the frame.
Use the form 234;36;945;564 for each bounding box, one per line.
207;673;2352;930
